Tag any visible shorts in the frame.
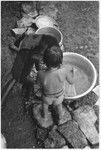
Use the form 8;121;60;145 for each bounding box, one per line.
42;94;64;106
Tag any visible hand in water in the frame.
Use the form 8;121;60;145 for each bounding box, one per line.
68;67;77;97
71;67;77;77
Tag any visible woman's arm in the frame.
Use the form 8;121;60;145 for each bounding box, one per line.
9;42;20;52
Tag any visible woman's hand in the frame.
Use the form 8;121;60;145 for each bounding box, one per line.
9;42;20;52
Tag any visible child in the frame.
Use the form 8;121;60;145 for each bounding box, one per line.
37;46;75;124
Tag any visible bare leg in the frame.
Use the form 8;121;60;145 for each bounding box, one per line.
43;103;49;121
56;103;64;120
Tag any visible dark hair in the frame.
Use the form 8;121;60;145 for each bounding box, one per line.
33;34;59;55
43;46;63;68
31;34;60;70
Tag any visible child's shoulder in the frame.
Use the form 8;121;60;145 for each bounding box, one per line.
61;64;73;72
59;65;66;72
59;65;72;77
57;66;66;76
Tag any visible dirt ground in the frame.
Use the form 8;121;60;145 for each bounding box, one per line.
1;1;99;148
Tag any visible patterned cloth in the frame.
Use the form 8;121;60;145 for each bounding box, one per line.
11;34;42;83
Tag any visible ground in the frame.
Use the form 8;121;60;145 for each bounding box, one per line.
1;1;99;148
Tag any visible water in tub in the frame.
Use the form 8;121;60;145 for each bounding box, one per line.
63;63;91;97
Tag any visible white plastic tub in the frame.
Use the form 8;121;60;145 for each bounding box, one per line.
63;52;97;99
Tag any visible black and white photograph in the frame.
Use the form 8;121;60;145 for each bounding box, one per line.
1;0;99;148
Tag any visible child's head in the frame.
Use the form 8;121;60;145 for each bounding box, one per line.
33;34;59;54
43;46;63;68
